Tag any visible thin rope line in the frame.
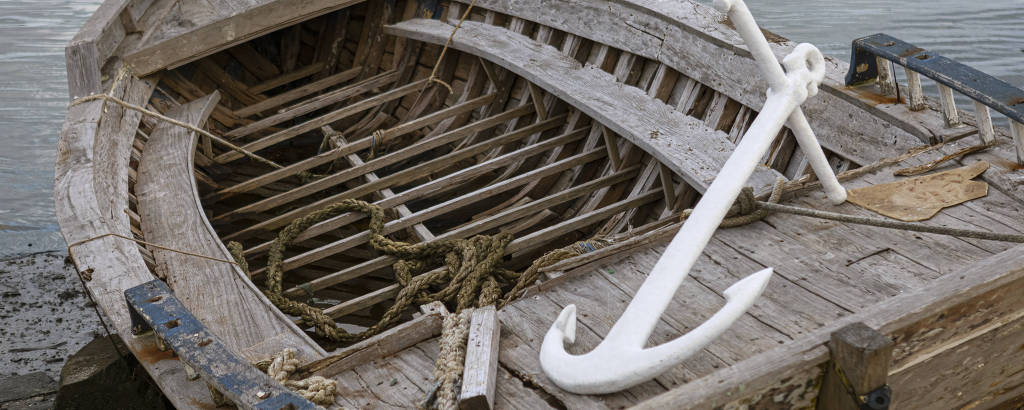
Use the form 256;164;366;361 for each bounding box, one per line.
758;201;1024;242
68;94;283;169
67;232;240;278
408;0;476;111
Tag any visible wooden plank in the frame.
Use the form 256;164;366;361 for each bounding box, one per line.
249;123;586;276
904;68;926;111
469;0;967;159
65;40;103;99
216;76;424;164
247;62;325;94
126;0;367;75
55;72;220;409
299;307;444;378
279;25;302;74
323;126;434;241
385;18;781;195
459;306;501;410
226;43;280;81
936;84;961;127
233;65;362;118
633;243;1024;409
319;189;660;320
312;10;349;80
136;92;324;362
224;69;398;140
69;0;131;74
218;92;494;200
217;103;533;224
816;323;893;410
888;314;1024;410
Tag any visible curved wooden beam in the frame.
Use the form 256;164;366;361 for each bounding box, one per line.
136;92;325;361
385;18;782;195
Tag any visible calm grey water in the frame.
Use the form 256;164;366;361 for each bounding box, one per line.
0;0;1021;257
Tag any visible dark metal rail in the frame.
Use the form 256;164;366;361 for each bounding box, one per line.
125;280;318;410
845;33;1024;162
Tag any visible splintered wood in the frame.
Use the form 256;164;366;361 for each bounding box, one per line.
847;161;990;221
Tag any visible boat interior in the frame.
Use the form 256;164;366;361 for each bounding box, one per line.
57;0;1024;408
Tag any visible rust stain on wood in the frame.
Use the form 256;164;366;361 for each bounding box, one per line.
898;47;925;58
845;84;903;106
135;343;177;365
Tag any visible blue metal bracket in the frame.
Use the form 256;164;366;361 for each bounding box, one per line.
125;280;319;410
845;33;1024;124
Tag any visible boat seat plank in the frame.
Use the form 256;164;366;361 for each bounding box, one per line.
385;18;783;195
136;92;324;362
126;0;366;75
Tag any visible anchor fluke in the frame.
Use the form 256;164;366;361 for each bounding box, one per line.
539;268;774;394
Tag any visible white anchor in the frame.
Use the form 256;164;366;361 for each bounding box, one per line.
538;0;848;394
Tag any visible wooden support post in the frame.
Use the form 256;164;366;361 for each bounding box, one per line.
935;84;961;127
601;126;622;170
816;322;894;410
973;101;995;144
659;163;677;211
904;68;926;111
1010;120;1024;165
875;57;897;96
459;306;501;410
528;82;548;120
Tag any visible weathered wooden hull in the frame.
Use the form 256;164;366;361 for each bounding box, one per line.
56;0;1024;408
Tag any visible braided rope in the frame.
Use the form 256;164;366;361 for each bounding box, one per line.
433;311;471;410
228;199;606;344
264;348;338;406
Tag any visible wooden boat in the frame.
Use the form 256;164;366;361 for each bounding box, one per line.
56;0;1024;408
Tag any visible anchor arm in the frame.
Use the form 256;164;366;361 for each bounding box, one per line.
538;0;846;395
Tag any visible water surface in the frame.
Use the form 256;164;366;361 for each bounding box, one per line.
0;0;1021;257
0;0;102;256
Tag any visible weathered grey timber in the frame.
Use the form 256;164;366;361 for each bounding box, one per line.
136;92;324;362
386;18;782;195
56;0;1024;408
125;0;367;75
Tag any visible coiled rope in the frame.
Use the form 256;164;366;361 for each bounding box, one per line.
227;199;608;344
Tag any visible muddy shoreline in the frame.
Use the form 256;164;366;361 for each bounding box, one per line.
0;251;104;380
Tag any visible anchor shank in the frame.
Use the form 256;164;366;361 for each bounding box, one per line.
605;89;798;347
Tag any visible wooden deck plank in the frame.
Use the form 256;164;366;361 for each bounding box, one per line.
498;300;648;409
533;265;732;390
635;242;1024;409
126;0;366;75
584;249;791;363
385;18;782;196
136;92;323;361
411;340;559;410
696;238;849;338
351;357;428;407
